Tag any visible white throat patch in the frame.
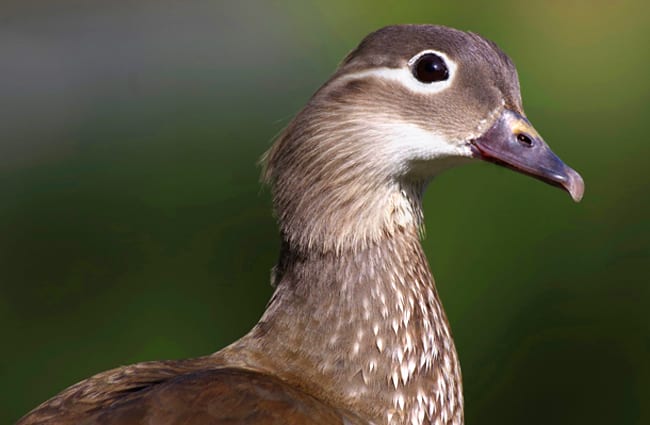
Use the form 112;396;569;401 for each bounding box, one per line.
359;120;471;181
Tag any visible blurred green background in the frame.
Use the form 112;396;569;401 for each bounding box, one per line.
1;1;648;423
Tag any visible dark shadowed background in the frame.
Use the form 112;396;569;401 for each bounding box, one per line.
1;1;648;424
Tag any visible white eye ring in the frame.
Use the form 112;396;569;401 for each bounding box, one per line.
407;49;457;89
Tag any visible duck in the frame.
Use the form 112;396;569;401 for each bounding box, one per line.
17;24;584;425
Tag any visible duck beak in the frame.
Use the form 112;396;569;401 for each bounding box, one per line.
470;109;584;202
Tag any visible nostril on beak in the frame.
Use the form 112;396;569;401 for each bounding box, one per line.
516;133;534;147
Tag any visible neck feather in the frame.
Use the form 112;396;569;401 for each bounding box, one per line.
232;224;464;425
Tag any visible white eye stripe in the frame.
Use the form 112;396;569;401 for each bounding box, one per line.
331;50;457;95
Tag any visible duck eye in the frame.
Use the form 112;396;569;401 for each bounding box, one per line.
412;53;449;83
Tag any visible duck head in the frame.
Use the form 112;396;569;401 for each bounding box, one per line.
264;25;584;252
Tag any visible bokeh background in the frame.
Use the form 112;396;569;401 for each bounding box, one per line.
1;1;648;423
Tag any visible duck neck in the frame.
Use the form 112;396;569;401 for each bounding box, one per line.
239;220;464;425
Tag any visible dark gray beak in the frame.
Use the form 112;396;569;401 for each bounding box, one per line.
470;109;584;202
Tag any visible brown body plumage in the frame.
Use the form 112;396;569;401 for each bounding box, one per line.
17;24;583;425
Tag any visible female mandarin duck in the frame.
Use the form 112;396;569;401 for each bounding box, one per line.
18;24;583;425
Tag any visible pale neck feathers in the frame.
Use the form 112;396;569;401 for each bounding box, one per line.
225;230;463;425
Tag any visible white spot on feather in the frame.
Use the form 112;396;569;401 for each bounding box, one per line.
376;337;384;352
400;364;410;384
391;371;399;389
394;392;405;411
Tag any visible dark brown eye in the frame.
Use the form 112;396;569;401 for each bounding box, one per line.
413;53;449;83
